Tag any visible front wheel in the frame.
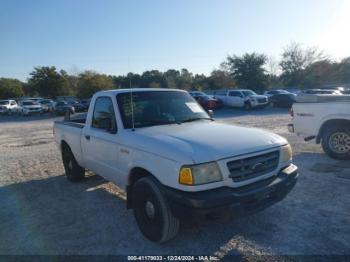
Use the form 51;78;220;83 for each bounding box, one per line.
244;102;252;110
321;126;350;160
132;177;179;243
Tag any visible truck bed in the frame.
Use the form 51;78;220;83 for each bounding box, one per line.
54;113;86;128
54;115;87;165
296;94;350;103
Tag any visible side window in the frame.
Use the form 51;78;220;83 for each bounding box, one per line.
229;91;242;97
10;101;16;105
92;97;117;133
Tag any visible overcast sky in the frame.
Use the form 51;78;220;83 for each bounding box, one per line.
0;0;349;81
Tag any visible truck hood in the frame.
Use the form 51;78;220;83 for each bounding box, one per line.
127;121;287;163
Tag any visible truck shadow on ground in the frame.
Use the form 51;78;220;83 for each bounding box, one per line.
0;166;349;255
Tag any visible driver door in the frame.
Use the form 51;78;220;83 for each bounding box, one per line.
81;96;121;183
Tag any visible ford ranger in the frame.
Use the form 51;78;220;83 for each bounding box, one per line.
54;88;298;243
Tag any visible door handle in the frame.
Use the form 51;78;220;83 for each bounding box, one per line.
85;135;90;140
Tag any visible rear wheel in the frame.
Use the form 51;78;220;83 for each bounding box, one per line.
132;177;179;243
321;126;350;160
62;145;85;181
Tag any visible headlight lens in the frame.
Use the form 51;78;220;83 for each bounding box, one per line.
280;144;292;163
179;162;223;185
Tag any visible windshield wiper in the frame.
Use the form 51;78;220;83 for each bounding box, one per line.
180;117;213;123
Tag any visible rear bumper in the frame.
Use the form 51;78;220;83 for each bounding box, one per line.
163;164;298;219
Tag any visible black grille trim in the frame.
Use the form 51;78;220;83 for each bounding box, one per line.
227;151;279;182
258;98;268;103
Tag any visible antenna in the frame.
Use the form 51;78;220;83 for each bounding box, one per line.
128;57;135;131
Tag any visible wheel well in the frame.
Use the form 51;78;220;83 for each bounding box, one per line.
61;140;70;152
127;167;153;209
317;119;350;143
128;167;152;187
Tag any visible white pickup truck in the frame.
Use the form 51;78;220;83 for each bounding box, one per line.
54;88;298;243
0;99;19;115
288;94;350;160
214;89;269;110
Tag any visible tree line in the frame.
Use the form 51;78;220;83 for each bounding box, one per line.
1;42;349;99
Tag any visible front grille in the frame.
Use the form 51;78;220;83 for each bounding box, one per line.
227;151;279;182
258;98;267;103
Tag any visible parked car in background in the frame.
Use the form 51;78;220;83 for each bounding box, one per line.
264;89;291;97
53;101;75;115
215;89;269;110
68;100;86;112
39;99;55;113
300;89;342;95
289;94;350;160
269;93;296;108
189;91;218;110
80;98;91;111
208;95;224;108
341;88;350;94
19;100;43;116
329;86;346;93
284;88;301;95
0;100;19;115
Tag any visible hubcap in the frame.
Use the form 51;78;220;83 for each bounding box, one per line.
329;132;350;154
145;201;155;219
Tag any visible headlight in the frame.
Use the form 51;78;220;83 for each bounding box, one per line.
179;162;223;185
280;144;292;163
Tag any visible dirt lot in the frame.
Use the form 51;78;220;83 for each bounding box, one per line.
0;108;349;257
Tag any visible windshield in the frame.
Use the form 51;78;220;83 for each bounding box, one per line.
0;101;9;105
117;91;209;129
242;90;257;96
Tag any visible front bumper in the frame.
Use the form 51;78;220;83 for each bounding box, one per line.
164;164;298;219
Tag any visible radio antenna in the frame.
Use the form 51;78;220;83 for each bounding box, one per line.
128;57;135;131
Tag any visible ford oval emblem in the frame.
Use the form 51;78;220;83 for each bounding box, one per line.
251;162;265;171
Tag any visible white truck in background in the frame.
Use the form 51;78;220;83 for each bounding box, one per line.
288;94;350;160
0;99;19;115
214;89;269;110
53;88;298;243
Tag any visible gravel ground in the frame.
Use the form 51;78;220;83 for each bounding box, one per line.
0;108;349;258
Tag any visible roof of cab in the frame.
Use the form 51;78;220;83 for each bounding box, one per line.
96;88;186;96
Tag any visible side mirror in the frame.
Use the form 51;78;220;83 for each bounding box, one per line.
208;110;214;119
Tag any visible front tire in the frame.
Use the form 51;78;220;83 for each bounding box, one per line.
244;101;252;110
62;146;85;181
321;126;350;160
132;177;179;243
